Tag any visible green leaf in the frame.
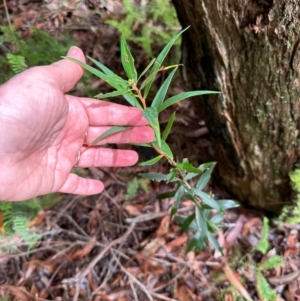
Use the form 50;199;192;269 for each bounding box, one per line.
120;36;137;81
209;213;224;225
199;161;217;171
186;231;204;253
138;58;156;81
140;70;159;91
256;217;269;254
144;27;189;98
158;91;220;113
217;200;239;210
162;112;176;141
95;89;131;99
167;168;177;182
142;107;161;147
196;163;216;190
64;57;129;90
180;213;196;231
256;271;278;301
184;172;200;181
207;231;222;253
90;126;132;145
139;155;163;166
152;67;178;109
195;205;208;236
194;189;221;211
153;140;173;160
177;160;204;174
87;56;115;75
139;172;168;181
124;94;142;108
157;190;176;199
259;255;284;270
171;185;185;219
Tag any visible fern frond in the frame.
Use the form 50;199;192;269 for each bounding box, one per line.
6;53;27;74
290;169;300;191
256;271;278;301
256;217;269;254
259;255;284;270
125;177;149;200
1;26;28;53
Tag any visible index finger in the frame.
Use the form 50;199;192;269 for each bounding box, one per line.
79;98;148;126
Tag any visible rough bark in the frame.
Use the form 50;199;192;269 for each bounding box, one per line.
172;0;300;212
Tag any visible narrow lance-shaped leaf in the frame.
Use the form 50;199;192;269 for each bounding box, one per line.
153;140;173;160
120;36;137;81
207;231;222;254
171;184;185;219
88;56;115;75
139;155;163;166
138;58;156;82
152;67;178;109
90;126;132;145
195;205;208;236
180;213;196;231
217;200;239;210
194;189;221;211
162;112;176;141
142;107;161;147
158;91;220;113
95;89;131;99
186;231;204;254
177;160;204;174
144;27;189;98
138;172;168;181
63;57;129;90
124;94;142;108
196;163;216;190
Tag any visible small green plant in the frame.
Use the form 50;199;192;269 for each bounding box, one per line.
0;25;74;81
255;218;283;301
279;169;300;224
65;28;239;252
0;193;61;253
105;0;181;59
125;177;149;201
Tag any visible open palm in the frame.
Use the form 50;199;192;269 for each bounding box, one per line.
0;47;154;201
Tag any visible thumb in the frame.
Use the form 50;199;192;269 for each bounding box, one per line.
50;46;86;92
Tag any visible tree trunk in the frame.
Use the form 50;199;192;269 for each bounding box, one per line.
172;0;300;212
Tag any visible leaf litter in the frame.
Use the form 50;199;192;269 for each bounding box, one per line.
1;1;300;301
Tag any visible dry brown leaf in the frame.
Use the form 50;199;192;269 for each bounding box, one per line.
225;215;246;246
5;285;32;301
285;234;298;256
242;217;262;235
223;262;252;301
21;259;53;283
167;236;187;249
28;210;46;228
124;204;143;216
93;291;113;301
143;237;165;254
70;236;97;260
155;215;170;237
176;284;194;301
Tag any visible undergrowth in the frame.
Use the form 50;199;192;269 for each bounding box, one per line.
105;0;181;60
279;169;300;224
0;25;74;82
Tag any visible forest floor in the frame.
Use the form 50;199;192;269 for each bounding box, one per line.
1;1;300;301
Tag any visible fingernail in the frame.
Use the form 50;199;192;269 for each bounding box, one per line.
67;46;79;56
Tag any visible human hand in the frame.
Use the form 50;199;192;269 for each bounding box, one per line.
0;47;154;201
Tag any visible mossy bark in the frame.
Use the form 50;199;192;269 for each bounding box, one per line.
172;0;300;212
